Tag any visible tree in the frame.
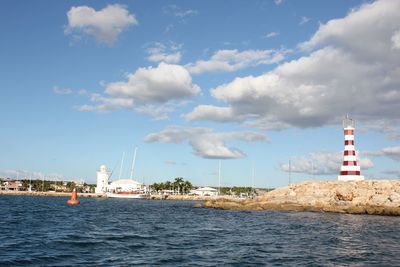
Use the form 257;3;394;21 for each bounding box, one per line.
182;180;193;194
173;177;184;194
165;181;172;191
66;182;76;192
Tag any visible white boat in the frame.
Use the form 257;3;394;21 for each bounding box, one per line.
106;147;148;199
106;191;147;199
106;179;148;199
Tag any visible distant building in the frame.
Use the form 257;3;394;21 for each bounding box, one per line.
161;189;174;195
191;187;218;196
1;180;24;191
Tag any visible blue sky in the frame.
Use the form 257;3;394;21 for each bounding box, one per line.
1;0;399;187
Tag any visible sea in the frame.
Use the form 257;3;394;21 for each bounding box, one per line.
1;195;399;266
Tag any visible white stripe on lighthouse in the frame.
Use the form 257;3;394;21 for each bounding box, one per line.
343;155;357;161
344;145;355;151
340;165;360;171
344;135;354;141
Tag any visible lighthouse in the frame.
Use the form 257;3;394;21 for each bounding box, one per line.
338;115;364;181
95;165;109;193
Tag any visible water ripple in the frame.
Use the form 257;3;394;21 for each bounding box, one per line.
1;196;399;266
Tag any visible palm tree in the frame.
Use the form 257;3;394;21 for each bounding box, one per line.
182;180;193;194
165;181;172;192
173;177;184;194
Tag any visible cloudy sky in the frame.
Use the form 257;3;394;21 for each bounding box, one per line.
1;0;399;187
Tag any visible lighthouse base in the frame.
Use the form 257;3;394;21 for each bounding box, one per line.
338;175;364;181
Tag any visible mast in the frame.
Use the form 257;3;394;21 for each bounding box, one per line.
311;160;314;180
118;152;125;180
218;160;221;195
252;163;255;191
130;147;138;180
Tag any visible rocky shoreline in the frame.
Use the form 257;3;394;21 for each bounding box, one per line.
203;180;400;216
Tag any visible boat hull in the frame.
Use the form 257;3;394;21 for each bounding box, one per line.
106;192;146;199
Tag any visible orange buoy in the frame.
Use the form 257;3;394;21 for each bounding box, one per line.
67;188;80;205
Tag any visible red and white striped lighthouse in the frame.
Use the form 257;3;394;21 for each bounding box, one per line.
338;115;364;181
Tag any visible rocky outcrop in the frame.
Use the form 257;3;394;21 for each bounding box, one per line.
203;180;400;216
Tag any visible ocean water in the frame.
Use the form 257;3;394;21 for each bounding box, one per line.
0;196;399;266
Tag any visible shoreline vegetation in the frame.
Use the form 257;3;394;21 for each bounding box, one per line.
202;180;400;216
0;190;239;201
0;176;259;200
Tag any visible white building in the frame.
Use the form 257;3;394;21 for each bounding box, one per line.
108;179;145;193
96;165;109;194
191;187;218;196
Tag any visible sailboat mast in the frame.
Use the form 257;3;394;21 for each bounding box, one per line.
118;152;125;180
130;147;138;180
288;159;291;186
252;163;255;189
218;160;221;195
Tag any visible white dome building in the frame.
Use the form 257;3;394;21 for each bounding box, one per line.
108;179;144;193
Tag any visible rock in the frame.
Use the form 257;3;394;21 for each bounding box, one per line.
389;192;400;203
335;183;357;201
203;180;400;216
369;194;389;206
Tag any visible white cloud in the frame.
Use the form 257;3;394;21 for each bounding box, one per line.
144;126;267;159
185;49;289;74
163;5;197;18
186;0;400;131
384;169;400;177
264;32;279;38
78;89;88;95
365;146;400;161
134;104;175;120
382;147;400;161
105;63;200;101
78;93;134;112
359;119;400;140
299;16;310;25
184;105;238;122
53;86;72;95
79;63;200;117
65;4;137;45
274;0;284;6
392;30;400;49
280;151;374;175
0;169;65;180
146;42;182;64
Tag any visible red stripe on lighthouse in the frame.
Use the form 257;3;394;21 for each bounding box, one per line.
344;129;354;135
342;161;358;166
340;171;360;175
344;140;354;145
